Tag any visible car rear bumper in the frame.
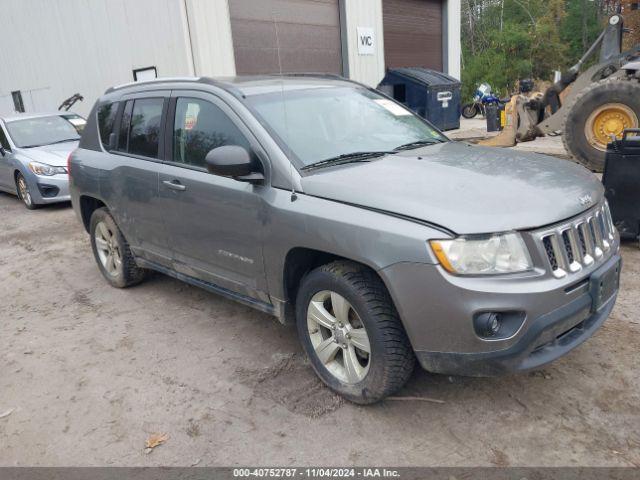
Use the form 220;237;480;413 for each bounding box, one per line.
380;251;621;377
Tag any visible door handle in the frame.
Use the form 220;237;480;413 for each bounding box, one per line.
162;180;186;191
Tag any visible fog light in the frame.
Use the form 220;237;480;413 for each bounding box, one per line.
473;311;526;340
476;312;501;337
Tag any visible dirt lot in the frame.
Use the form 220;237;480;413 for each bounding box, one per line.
1;191;639;467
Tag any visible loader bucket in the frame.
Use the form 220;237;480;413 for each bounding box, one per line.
478;96;518;147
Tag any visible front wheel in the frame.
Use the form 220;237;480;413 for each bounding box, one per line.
296;261;415;404
462;103;479;119
15;173;38;210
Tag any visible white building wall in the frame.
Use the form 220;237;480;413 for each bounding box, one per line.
184;0;236;77
445;0;462;79
0;0;234;117
342;0;386;88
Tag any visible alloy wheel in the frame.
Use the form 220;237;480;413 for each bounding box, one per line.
17;176;32;207
94;221;123;276
306;290;371;384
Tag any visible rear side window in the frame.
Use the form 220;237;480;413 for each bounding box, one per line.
128;98;164;158
172;97;249;168
97;102;119;149
118;100;133;152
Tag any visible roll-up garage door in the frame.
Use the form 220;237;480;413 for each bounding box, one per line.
383;0;443;70
229;0;343;75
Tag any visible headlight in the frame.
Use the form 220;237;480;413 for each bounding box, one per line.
28;161;67;176
430;233;533;275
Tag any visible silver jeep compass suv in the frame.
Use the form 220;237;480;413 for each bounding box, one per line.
69;76;621;403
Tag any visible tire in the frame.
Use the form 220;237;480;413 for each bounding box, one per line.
296;260;415;404
89;207;147;288
462;103;479;119
563;77;640;172
15;172;38;210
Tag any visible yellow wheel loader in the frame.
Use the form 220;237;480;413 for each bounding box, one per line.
481;14;640;172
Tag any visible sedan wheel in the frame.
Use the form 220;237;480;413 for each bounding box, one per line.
307;290;371;384
94;221;123;277
16;174;35;209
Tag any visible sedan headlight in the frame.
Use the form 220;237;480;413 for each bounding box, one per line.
430;233;533;275
28;161;67;176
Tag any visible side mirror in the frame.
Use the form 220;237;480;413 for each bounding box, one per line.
205;145;264;184
0;146;5;157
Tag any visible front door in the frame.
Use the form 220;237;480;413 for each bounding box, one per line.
158;91;267;301
0;124;14;189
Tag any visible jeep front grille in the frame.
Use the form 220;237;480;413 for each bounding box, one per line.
539;202;615;279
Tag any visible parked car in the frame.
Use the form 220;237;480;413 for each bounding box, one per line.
0;112;84;209
69;76;621;404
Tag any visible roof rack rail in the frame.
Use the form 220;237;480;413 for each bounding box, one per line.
105;77;204;94
266;72;346;80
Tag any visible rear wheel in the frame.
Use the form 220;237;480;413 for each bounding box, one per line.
89;208;147;288
296;261;415;404
15;173;37;210
563;78;640;172
462;103;479;119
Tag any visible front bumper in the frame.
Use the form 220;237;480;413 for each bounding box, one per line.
24;170;70;204
380;251;621;377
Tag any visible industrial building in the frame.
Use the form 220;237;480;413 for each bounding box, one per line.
0;0;461;117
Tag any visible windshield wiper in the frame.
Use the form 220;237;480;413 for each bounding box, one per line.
393;139;445;151
301;151;395;171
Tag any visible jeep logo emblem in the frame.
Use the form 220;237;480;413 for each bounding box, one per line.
579;194;593;207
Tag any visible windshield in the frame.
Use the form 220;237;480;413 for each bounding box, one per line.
6;115;81;148
245;86;447;168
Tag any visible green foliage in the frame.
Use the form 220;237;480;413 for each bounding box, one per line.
461;0;612;101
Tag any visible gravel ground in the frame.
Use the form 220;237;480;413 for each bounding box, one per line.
1;191;639;467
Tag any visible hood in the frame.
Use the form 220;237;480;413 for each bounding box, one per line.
17;141;79;167
300;142;604;235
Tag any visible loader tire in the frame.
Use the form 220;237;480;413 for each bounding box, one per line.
563;77;640;172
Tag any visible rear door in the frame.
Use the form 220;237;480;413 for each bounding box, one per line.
157;90;268;301
100;92;173;266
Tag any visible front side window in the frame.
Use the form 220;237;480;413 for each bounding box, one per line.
97;103;119;149
128;98;164;158
245;86;446;168
172;98;250;168
0;126;11;151
5;116;81;148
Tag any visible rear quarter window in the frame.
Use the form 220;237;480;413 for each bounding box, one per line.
97;102;119;150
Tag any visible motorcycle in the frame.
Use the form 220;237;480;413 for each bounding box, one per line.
461;83;505;119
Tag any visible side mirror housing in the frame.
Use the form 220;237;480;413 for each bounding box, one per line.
205;145;264;184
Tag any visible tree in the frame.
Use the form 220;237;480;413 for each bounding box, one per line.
461;0;618;101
